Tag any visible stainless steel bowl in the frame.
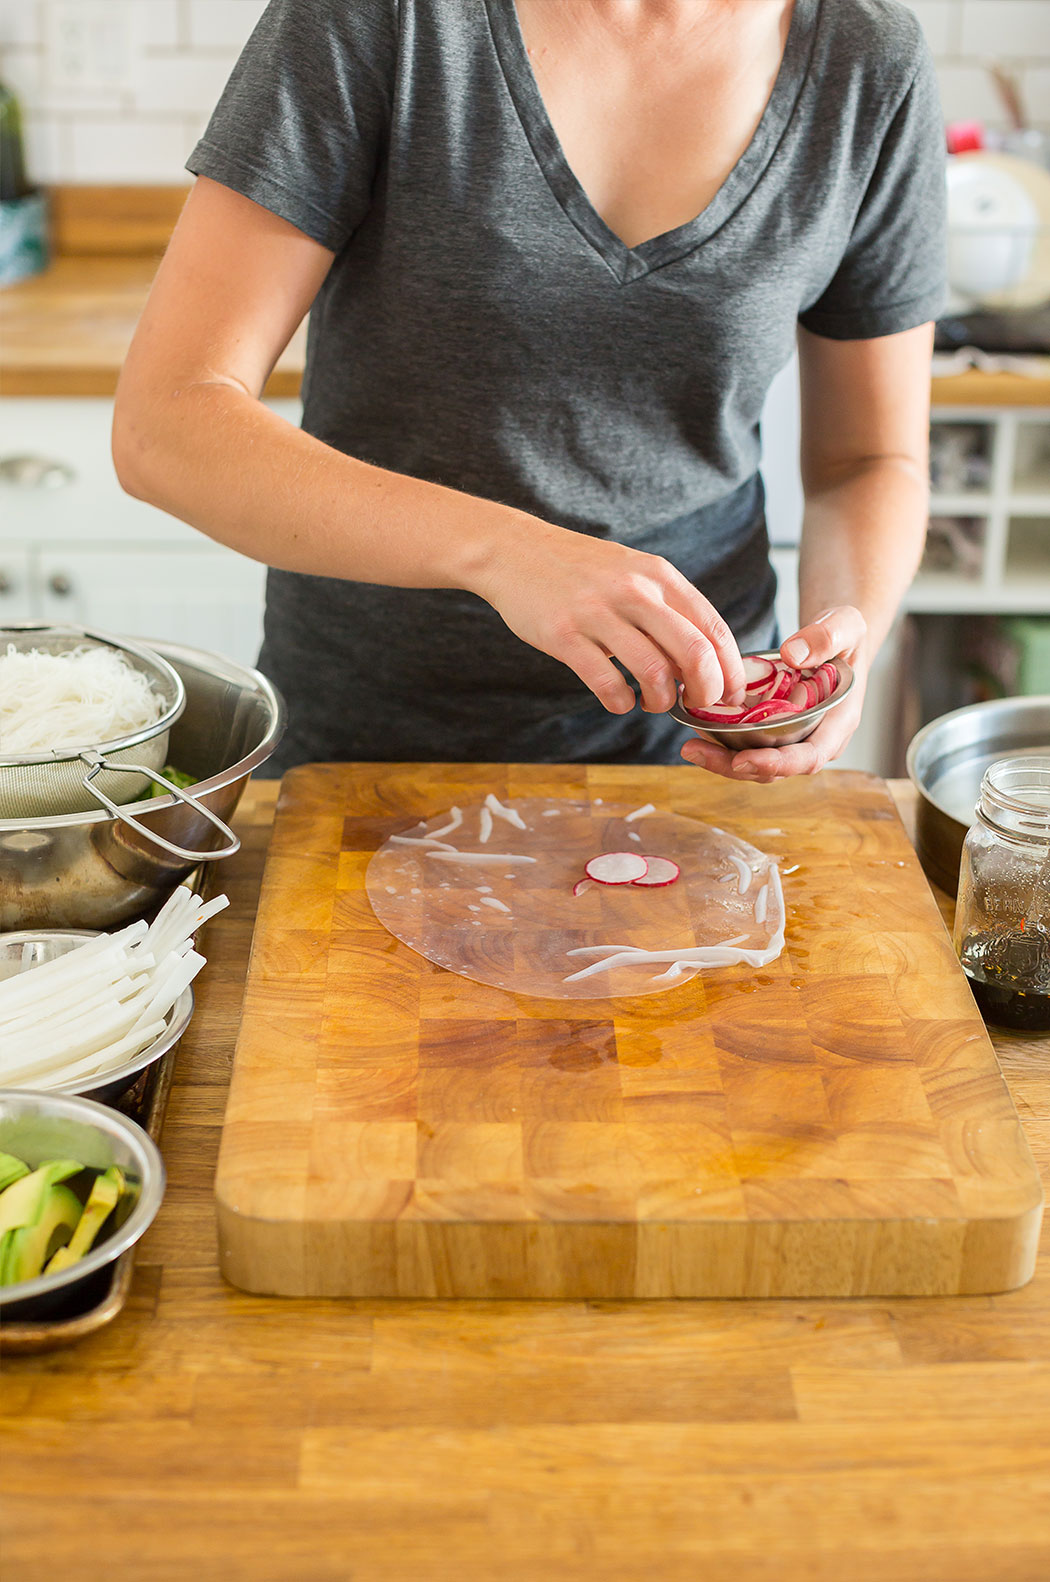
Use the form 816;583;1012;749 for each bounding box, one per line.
668;651;855;750
0;639;284;929
0;1088;165;1322
907;693;1050;895
0;931;193;1103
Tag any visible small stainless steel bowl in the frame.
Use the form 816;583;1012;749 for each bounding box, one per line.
0;1088;164;1323
668;651;855;750
0;930;193;1104
907;693;1050;895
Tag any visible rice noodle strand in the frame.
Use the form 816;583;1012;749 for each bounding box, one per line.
0;643;164;754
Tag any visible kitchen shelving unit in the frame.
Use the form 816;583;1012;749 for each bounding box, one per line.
911;406;1050;614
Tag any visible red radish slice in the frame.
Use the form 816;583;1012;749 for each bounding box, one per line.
584;852;649;885
572;877;594;897
742;655;776;692
792;676;819;710
746;676;779;704
740;699;797;723
816;661;838;700
684;702;750;723
767;667;797;702
631;856;680;888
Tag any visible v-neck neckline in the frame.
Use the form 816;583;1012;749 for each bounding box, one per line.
483;0;821;285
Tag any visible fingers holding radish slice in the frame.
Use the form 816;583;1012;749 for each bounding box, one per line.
677;653;844;730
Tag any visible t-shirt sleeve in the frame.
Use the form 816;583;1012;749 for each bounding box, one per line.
798;43;947;341
186;0;398;253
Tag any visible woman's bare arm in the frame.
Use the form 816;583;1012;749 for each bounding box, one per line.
680;320;933;781
114;177;745;716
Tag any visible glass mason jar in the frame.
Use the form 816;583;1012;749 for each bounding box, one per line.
953;757;1050;1032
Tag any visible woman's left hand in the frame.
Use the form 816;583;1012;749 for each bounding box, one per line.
679;604;868;782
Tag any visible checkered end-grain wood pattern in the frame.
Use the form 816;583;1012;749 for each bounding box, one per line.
215;764;1043;1300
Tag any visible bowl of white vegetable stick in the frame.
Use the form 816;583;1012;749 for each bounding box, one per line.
0;887;225;1102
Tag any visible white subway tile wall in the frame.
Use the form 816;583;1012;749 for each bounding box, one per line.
0;0;1048;185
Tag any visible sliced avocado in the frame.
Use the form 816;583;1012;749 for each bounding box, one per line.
0;1159;83;1238
0;1182;82;1285
0;1152;30;1192
46;1166;125;1274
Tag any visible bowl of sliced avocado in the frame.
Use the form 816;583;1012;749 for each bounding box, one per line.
0;1089;164;1322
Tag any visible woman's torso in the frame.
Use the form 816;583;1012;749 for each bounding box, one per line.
188;0;942;765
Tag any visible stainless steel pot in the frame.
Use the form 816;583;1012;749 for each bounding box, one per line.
906;693;1050;895
0;640;285;929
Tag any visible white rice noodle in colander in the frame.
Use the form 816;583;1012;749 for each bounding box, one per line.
0;644;165;755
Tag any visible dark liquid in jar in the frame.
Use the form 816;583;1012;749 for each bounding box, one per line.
959;924;1050;1032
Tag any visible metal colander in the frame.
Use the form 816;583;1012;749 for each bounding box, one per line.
0;623;240;864
0;625;184;818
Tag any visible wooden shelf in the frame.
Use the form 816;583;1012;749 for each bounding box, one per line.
931;370;1050;407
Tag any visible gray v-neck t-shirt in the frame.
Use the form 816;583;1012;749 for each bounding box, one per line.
187;0;945;768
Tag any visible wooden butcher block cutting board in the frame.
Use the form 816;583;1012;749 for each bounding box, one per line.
215;763;1043;1299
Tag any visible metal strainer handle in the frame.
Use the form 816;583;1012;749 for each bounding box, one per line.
79;753;241;862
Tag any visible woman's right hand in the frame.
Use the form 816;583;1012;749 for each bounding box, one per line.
473;520;746;716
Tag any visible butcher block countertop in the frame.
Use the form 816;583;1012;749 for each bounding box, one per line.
0;255;306;399
3;776;1049;1582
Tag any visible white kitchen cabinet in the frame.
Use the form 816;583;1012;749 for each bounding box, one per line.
0;547;34;621
36;546;267;657
0;396;299;665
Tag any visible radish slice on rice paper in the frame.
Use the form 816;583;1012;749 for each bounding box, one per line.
367;797;784;1000
631;857;680;888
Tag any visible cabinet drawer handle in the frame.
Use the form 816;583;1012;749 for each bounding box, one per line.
48;572;73;597
0;454;76;489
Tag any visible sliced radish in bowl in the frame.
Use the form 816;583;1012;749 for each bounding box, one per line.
740;699;798;723
814;661;839;701
742;655;776;692
767;666;797;701
683;702;751;724
631;856;680;887
673;651;851;735
584;852;649;885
